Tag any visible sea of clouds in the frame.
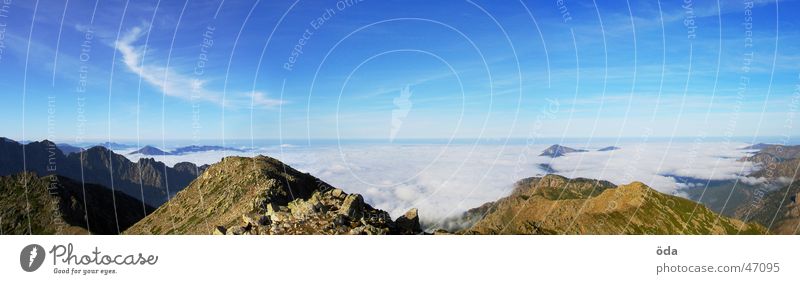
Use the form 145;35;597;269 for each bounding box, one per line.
123;141;759;224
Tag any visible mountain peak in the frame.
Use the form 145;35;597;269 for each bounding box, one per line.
539;144;587;158
126;155;423;235
129;145;169;155
461;176;765;235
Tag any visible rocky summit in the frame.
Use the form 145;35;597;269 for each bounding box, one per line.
459;174;766;235
125;155;423;235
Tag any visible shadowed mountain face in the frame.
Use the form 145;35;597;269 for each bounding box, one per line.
741;183;800;234
459;175;765;235
539;144;587;158
0;173;153;234
126;155;422;235
0;138;202;207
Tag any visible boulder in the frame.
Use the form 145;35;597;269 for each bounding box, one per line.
339;194;364;219
258;215;271;226
333;214;350;227
394;208;421;234
226;226;246;235
212;226;227;235
242;214;259;226
288;199;315;218
264;202;280;216
330;188;345;198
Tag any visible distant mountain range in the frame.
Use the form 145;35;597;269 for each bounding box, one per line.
0;138;203;208
128;145;245;156
97;142;134;150
3;138;798;235
56;143;84;155
740;143;777;150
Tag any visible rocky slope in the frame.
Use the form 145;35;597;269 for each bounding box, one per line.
0;138;202;207
0;172;153;234
737;183;800;234
125;156;422;235
460;175;765;235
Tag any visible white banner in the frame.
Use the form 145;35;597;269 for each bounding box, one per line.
0;235;797;283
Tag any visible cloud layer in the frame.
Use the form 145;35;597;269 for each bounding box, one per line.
123;141;759;226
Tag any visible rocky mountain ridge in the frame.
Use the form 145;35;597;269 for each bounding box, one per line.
125;156;422;235
458;174;765;234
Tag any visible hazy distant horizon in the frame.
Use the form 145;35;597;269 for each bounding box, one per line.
6;135;799;148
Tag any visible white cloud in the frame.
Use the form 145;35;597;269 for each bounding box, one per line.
124;141;759;226
249;91;285;109
114;25;284;109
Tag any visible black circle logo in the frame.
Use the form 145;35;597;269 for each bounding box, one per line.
20;244;45;272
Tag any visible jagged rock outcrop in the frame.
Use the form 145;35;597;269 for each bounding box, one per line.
0;172;153;234
394;208;421;234
459;174;765;235
125;156;424;235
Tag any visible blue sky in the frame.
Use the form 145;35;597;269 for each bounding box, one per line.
0;0;798;143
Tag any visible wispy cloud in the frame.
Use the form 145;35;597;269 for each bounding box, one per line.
249;91;285;109
114;25;285;109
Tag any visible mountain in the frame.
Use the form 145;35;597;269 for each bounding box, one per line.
128;145;244;155
539;144;587;158
743;145;800;182
672;176;757;218
740;144;800;165
739;183;800;234
598;146;620;152
56;143;84;155
459;175;765;234
676;145;800;228
170;145;245;155
97;142;133;150
125;155;422;235
537;163;556;174
740;143;777;150
0;138;201;207
129;145;169;155
0;172;153;234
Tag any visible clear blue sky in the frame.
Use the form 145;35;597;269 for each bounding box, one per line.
0;0;798;142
